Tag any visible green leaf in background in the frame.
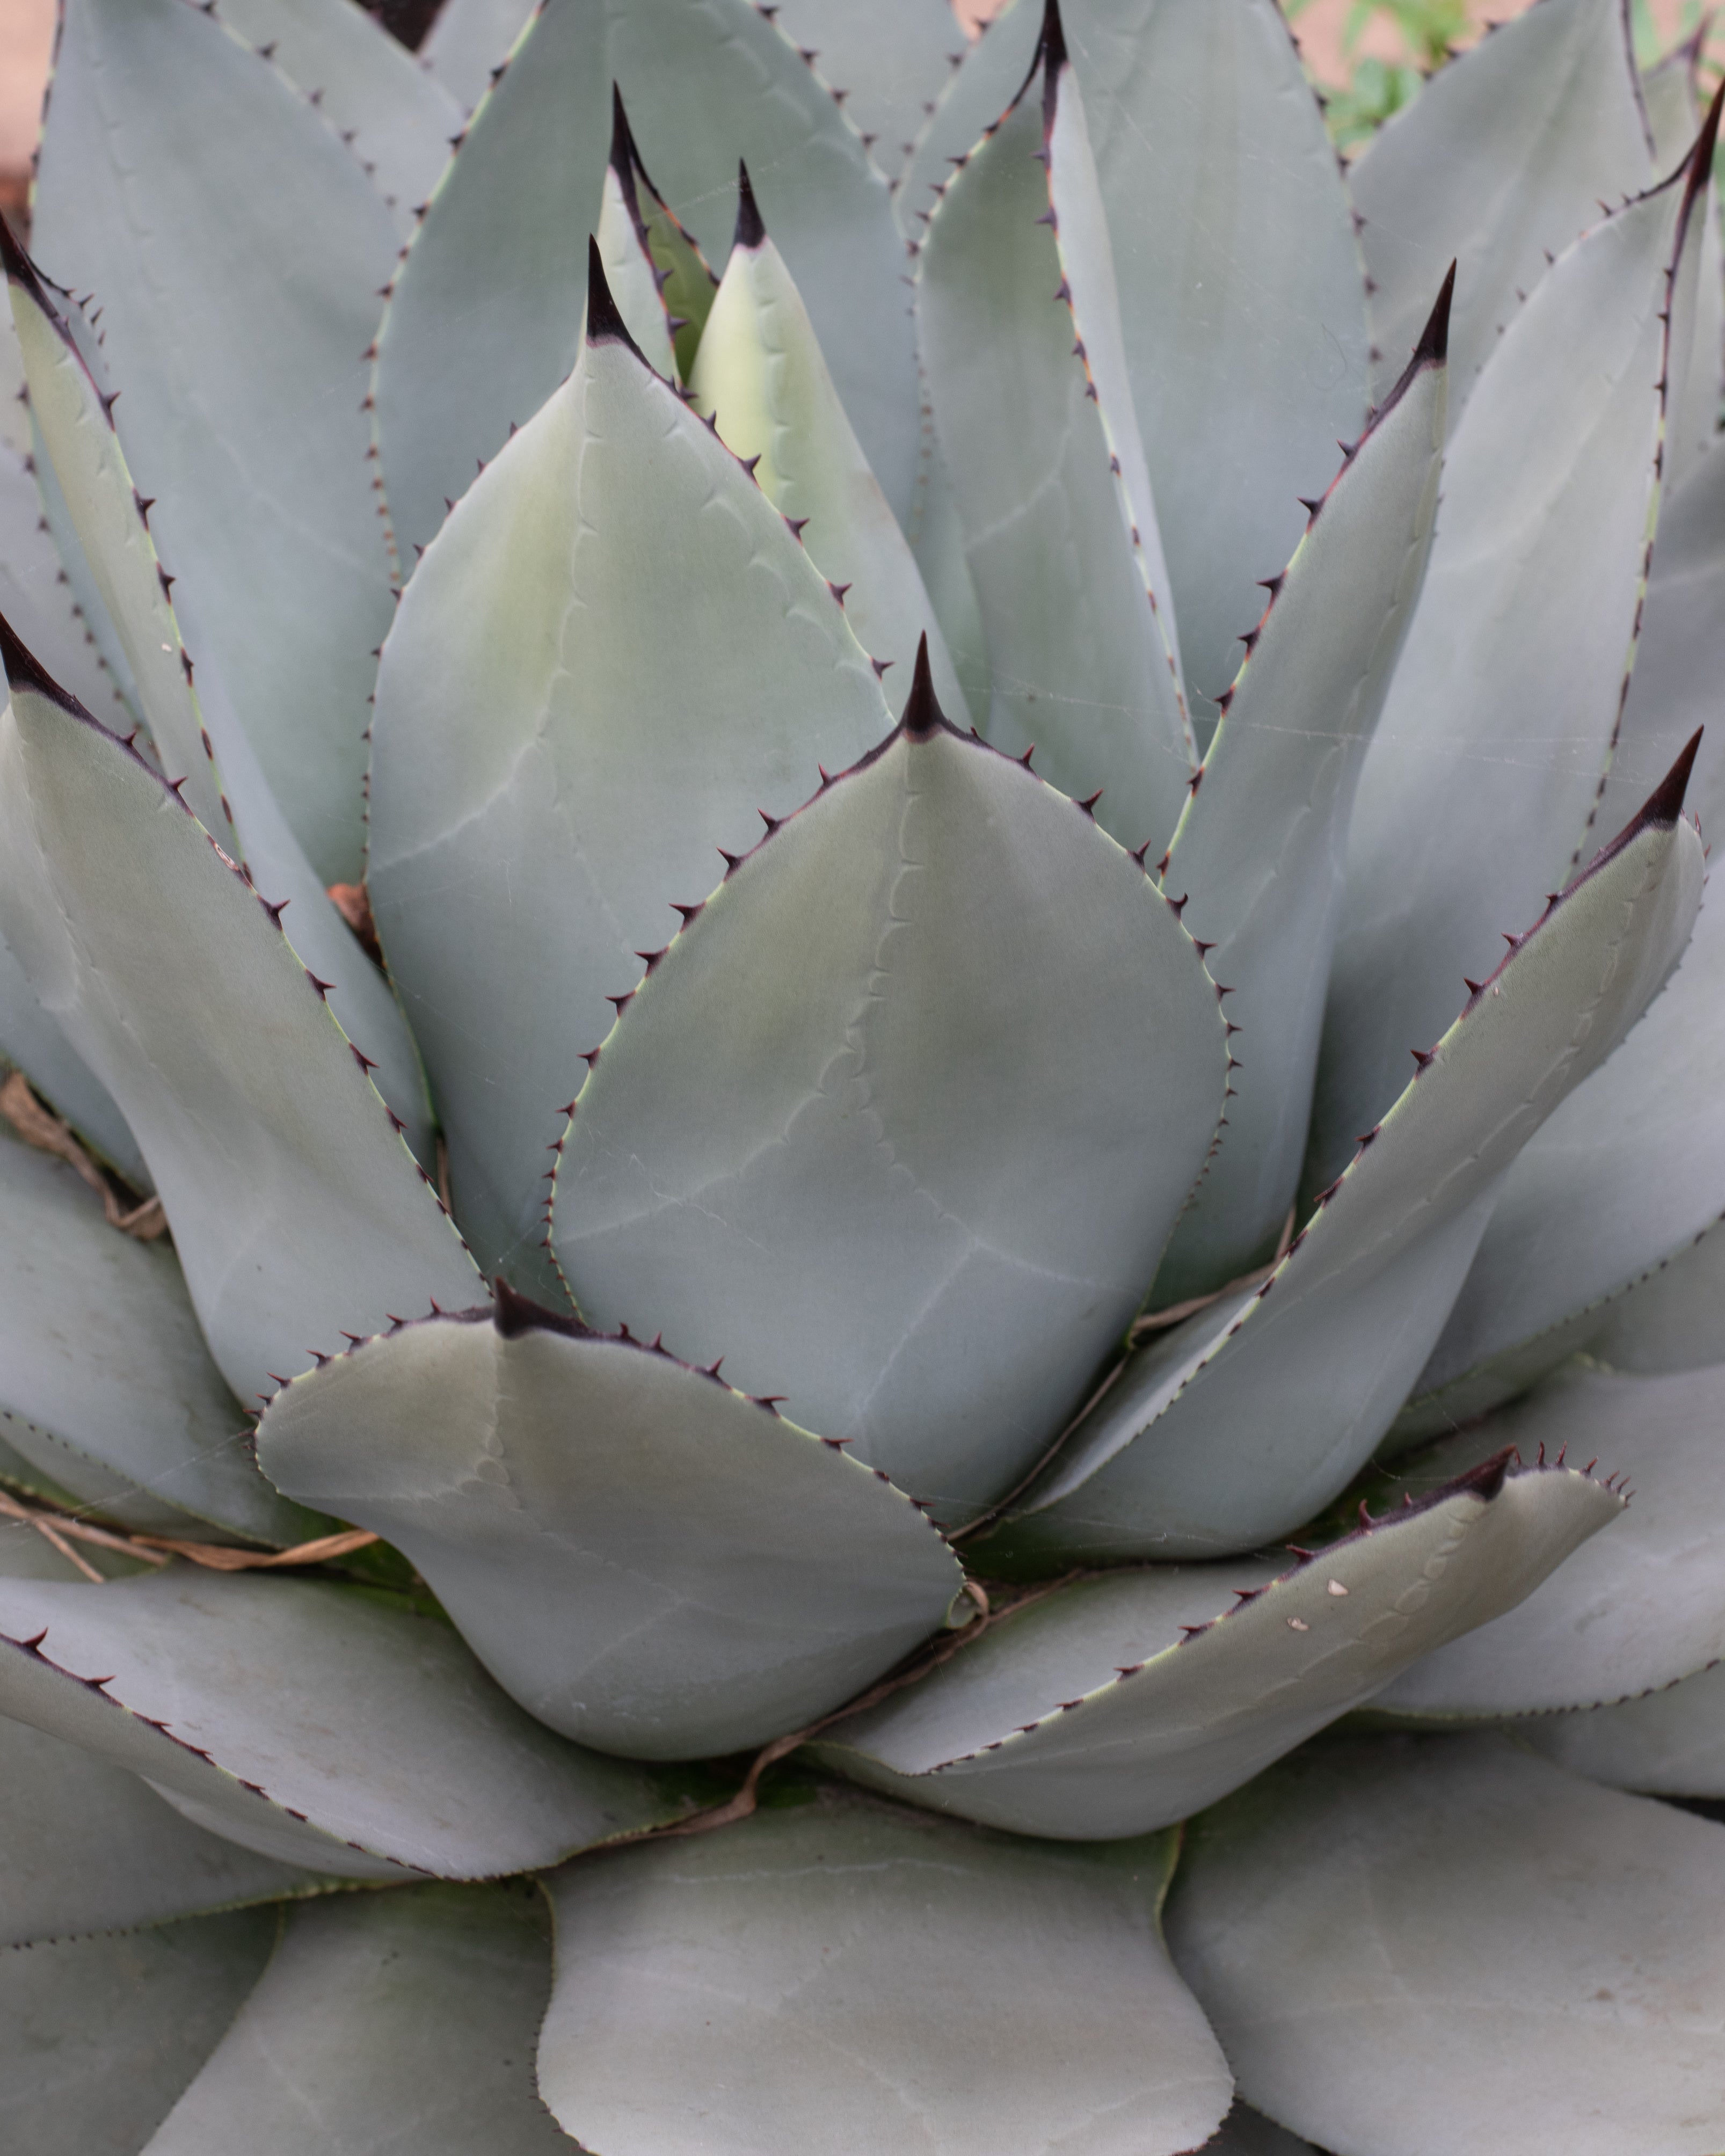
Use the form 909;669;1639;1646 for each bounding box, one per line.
537;1789;1232;2156
0;1569;688;1880
1349;0;1654;413
693;167;969;723
257;1292;964;1759
1167;1732;1725;2156
982;744;1702;1565
0;640;479;1407
33;0;399;886
369;263;890;1299
1317;116;1716;1182
816;1451;1618;1836
920;20;1191;856
142;1883;580;2156
551;658;1228;1526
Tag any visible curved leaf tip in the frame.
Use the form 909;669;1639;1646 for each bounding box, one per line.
585;234;643;360
0;609;87;719
898;632;947;741
734;158;766;253
1678;76;1725;246
490;1273;594;1344
0;212;52;314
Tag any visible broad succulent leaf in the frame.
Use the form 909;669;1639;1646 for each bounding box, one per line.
33;0;399;886
1587;1214;1725;1373
1059;0;1370;736
1374;1358;1725;1716
257;1293;964;1759
0;928;148;1189
1166;1732;1725;2156
0;1123;324;1545
898;0;1039;241
536;1789;1232;2156
1349;0;1654;412
373;0;608;569
766;0;971;190
142;1883;580;2156
0;1909;280;2155
216;0;465;240
1318;121;1716;1180
0;1570;689;1880
368;275;890;1297
978;751;1704;1565
815;1452;1618;1837
0;1718;329;1950
419;0;537;110
10;119;435;1157
550;662;1228;1526
920;23;1191;857
0;647;481;1408
1524;1657;1725;1795
1151;278;1450;1301
609;99;719;383
692;179;970;723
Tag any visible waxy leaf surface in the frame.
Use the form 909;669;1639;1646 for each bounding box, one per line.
1167;1732;1725;2156
143;1883;579;2156
538;1789;1231;2156
259;1300;963;1759
818;1456;1617;1837
0;665;481;1409
1525;1658;1725;1795
419;0;536;110
1154;297;1447;1300
551;703;1228;1526
370;310;890;1298
0;1571;687;1881
1320;145;1711;1177
985;763;1704;1563
767;0;970;188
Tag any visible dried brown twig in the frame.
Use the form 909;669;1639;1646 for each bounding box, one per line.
0;1485;378;1577
0;1070;167;1239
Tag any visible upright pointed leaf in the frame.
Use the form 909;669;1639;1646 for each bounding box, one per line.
0;1720;328;1950
372;0;609;569
1350;0;1654;409
0;650;481;1409
259;1295;963;1759
144;1884;579;2156
921;32;1190;855
1374;1359;1725;1716
1167;1733;1725;2156
0;1571;690;1881
978;752;1704;1565
899;0;1039;238
419;0;537;110
537;1790;1232;2156
1318;129;1715;1181
1058;0;1370;734
1152;281;1449;1301
594;97;679;380
817;1453;1618;1838
1640;37;1725;493
0;1125;325;1544
551;669;1228;1526
606;0;920;530
0;1911;279;2154
33;0;399;883
216;0;465;238
692;187;967;722
369;271;892;1296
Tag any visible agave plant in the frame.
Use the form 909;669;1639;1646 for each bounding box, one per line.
1;0;1724;2149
